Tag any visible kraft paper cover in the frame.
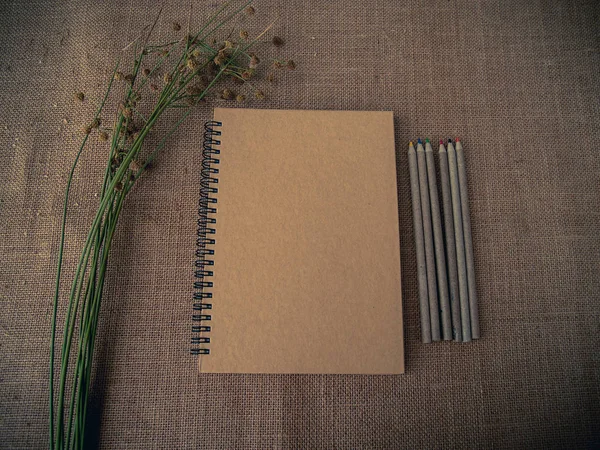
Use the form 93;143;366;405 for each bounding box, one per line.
198;108;403;374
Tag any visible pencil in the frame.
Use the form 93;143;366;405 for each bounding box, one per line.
408;141;432;343
447;139;472;342
438;141;462;341
425;139;452;340
417;138;441;341
455;138;480;339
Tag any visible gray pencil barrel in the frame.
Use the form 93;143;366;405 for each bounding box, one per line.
456;140;480;339
425;141;452;341
417;141;441;341
448;140;472;342
408;142;432;343
439;143;462;341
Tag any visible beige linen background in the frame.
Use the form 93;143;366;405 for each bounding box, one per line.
1;0;598;448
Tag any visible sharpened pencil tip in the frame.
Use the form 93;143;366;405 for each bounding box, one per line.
456;137;460;142
425;138;430;143
409;141;413;146
439;139;444;145
448;138;452;143
417;138;422;144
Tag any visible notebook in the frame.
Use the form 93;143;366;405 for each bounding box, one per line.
192;108;403;374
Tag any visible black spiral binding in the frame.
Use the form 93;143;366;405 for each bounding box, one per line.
191;120;222;356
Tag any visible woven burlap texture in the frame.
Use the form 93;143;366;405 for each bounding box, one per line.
1;0;599;448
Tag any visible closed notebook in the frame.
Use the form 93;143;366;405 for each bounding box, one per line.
193;108;403;374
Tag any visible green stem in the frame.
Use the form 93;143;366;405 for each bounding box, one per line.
50;60;119;450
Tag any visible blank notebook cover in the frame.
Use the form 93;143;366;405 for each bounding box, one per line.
193;108;403;374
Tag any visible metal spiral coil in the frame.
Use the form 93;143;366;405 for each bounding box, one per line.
191;120;222;356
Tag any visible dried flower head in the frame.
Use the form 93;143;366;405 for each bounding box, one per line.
124;74;134;84
81;125;92;134
114;71;125;81
246;5;255;15
90;118;101;129
249;55;260;69
272;36;284;47
114;182;123;192
74;92;85;102
214;50;227;66
98;131;109;141
267;73;275;83
241;69;255;80
172;22;181;31
129;159;141;172
187;83;204;96
254;90;265;100
286;60;296;70
224;40;234;49
272;60;284;69
192;49;201;58
239;30;249;40
236;94;246;103
187;58;200;71
142;68;151;77
164;73;173;83
221;88;233;100
122;108;132;118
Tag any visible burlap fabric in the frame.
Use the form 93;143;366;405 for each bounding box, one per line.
1;0;598;448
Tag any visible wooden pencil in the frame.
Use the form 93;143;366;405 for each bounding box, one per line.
408;141;432;343
417;139;441;341
447;139;472;342
425;139;452;340
438;141;462;341
455;138;480;339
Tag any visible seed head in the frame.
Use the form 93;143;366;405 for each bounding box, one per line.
172;22;181;31
187;83;204;96
114;71;125;81
214;51;227;66
254;90;265;100
286;60;296;70
245;6;255;15
267;73;275;83
272;36;284;47
239;30;249;40
221;88;232;100
164;73;173;83
224;40;234;49
187;58;199;71
129;159;141;172
115;182;123;192
122;108;132;118
81;125;92;134
192;49;201;58
236;94;246;103
249;55;260;69
124;74;134;84
74;92;85;102
142;68;151;76
98;131;109;141
90;118;101;128
241;69;255;80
